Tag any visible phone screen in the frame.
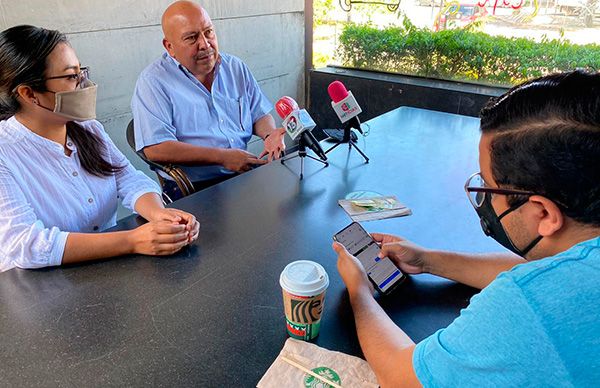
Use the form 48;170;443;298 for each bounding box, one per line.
334;222;405;293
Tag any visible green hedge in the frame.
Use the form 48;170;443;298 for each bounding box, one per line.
337;21;600;85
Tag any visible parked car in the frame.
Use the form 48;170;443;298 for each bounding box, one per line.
434;3;489;31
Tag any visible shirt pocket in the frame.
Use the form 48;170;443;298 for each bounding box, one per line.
225;96;251;134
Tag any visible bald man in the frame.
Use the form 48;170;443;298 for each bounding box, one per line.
131;1;286;196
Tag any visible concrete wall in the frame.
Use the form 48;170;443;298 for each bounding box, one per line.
0;0;306;216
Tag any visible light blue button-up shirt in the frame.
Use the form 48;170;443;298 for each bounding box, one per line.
131;52;273;182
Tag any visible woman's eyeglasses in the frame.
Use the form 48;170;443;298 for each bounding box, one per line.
44;67;90;88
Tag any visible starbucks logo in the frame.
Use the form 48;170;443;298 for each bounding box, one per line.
304;366;341;388
290;298;322;324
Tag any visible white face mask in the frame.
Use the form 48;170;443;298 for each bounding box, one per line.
37;79;98;121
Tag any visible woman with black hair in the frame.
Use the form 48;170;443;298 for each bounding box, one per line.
0;25;200;272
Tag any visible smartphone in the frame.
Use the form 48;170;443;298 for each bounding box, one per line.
333;222;406;294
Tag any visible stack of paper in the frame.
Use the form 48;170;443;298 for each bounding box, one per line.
338;196;412;222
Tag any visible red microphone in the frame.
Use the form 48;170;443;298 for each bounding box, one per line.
327;81;349;104
274;95;327;161
275;96;299;120
327;80;363;134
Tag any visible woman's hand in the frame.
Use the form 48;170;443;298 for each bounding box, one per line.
148;208;200;244
129;221;190;256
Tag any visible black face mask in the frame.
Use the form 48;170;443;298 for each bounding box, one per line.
475;192;542;257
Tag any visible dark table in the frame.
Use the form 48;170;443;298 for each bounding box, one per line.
0;107;500;387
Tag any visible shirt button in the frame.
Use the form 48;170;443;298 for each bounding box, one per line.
93;226;99;231
88;198;93;204
230;138;234;142
67;142;73;147
72;171;78;177
220;119;224;123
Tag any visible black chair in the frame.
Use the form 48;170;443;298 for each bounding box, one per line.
126;119;195;204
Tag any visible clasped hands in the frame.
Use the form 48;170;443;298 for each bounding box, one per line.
131;208;200;256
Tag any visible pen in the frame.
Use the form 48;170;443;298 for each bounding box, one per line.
238;98;244;131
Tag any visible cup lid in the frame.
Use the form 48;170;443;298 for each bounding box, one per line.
280;260;329;297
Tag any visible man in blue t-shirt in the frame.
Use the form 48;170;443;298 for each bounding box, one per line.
332;71;600;387
131;1;286;192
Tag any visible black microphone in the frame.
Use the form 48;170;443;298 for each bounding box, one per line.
300;130;327;161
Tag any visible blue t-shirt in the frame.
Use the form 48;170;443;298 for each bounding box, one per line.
131;52;273;182
414;236;600;387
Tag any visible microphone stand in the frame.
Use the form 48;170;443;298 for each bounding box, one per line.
280;134;329;180
324;119;369;163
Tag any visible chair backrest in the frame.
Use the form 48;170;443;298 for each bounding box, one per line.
125;119;195;203
126;119;137;153
126;119;158;168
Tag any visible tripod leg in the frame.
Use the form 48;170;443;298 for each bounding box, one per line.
325;141;343;155
350;141;370;163
305;154;329;166
281;147;327;179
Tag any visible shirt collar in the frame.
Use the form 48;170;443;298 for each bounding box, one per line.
8;116;77;155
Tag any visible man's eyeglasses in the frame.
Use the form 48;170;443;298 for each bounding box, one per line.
464;172;536;209
44;67;90;88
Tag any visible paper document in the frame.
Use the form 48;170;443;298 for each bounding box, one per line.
338;195;412;222
257;338;379;388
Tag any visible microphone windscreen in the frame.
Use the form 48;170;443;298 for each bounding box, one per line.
275;96;299;120
327;81;349;103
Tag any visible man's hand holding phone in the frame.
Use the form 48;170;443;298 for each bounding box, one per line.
333;222;406;295
372;233;430;275
332;241;374;298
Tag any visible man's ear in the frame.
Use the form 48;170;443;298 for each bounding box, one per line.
529;195;564;237
162;38;175;57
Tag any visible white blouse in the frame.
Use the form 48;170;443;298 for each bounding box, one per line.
0;117;161;272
